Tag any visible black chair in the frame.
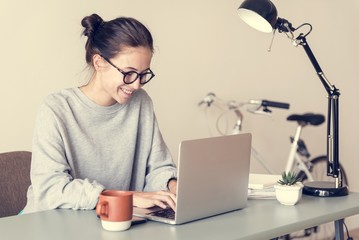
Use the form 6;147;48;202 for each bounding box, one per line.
0;151;31;217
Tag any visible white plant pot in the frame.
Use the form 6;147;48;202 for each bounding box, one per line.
274;183;304;206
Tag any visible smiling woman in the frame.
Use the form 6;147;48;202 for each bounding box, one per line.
80;14;155;106
1;0;359;232
21;13;177;215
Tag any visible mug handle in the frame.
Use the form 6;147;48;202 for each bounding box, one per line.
96;201;109;218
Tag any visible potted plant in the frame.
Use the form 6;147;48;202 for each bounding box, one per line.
274;172;304;205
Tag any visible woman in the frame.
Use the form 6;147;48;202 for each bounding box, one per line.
23;14;177;214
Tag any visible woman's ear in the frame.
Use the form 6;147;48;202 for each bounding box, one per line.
92;54;105;71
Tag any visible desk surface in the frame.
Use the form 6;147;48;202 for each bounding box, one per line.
1;192;359;240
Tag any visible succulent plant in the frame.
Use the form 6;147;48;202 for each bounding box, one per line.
277;172;302;186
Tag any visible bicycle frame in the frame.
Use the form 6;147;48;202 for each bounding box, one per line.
285;124;314;181
199;93;315;180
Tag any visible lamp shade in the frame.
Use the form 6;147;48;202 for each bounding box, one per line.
238;0;278;33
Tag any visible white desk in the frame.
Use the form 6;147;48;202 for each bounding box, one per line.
1;193;359;240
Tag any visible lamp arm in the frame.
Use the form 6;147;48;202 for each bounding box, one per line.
295;34;341;183
295;34;336;95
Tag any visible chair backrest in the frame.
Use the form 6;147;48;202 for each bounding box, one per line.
0;151;31;217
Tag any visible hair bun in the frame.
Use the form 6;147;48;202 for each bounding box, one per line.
81;13;104;38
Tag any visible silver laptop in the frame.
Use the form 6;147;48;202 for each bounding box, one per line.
133;133;252;225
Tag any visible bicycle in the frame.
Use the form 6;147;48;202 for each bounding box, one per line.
198;92;349;240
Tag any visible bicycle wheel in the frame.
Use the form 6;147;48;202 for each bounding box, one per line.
294;156;349;240
299;155;349;188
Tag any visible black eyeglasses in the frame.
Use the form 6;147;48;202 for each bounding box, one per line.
100;55;155;85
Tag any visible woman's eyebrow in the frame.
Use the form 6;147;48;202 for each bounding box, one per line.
124;66;151;73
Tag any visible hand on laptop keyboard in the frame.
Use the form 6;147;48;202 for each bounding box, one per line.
133;191;177;212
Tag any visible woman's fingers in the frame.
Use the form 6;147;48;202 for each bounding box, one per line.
156;191;176;210
133;191;177;211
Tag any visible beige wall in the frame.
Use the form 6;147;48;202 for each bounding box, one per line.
1;0;358;228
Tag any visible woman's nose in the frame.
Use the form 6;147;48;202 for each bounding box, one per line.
131;79;142;90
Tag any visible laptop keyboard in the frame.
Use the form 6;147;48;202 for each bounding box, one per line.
147;208;175;220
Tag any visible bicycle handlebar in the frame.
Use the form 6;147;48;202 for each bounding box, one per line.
260;100;290;109
198;93;290;134
198;93;290;111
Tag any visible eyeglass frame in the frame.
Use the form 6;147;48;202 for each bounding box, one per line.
99;54;155;85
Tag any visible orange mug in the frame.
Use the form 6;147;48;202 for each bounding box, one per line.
96;190;133;231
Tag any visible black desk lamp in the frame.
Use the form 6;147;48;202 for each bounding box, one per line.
237;0;348;197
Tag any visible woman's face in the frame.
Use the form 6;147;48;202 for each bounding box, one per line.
97;46;153;105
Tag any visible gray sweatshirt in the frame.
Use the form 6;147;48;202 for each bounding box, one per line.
23;88;177;213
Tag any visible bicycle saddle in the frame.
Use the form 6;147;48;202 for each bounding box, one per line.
287;113;325;126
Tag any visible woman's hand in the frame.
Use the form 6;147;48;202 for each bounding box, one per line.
133;191;177;211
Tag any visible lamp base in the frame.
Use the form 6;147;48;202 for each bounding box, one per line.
303;181;349;197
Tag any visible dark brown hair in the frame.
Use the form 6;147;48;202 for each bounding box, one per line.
81;13;154;64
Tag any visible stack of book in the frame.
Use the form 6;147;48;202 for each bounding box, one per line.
247;173;280;199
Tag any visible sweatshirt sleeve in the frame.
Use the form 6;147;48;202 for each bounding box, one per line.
143;115;177;192
25;101;104;213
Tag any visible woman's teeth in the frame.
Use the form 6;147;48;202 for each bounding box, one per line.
121;88;133;95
